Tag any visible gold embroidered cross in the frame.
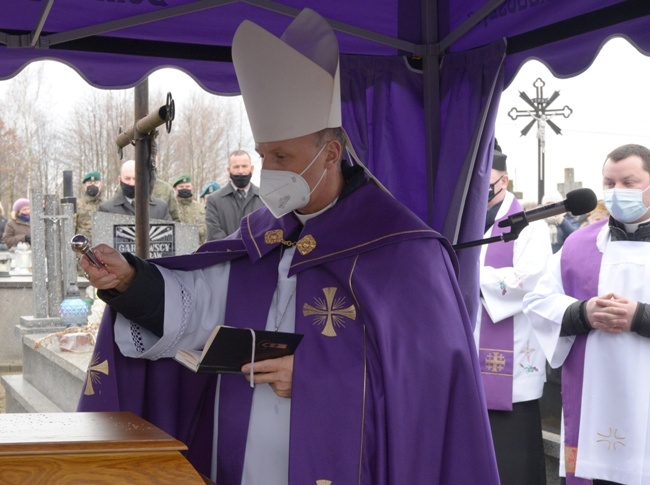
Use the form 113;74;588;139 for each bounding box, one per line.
303;287;356;337
264;229;316;255
84;353;109;396
597;427;626;450
485;352;506;373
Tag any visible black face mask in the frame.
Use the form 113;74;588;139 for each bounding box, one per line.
86;185;100;197
230;173;252;189
177;189;193;199
488;176;504;203
120;181;136;199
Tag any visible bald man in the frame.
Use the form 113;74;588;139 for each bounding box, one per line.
98;159;172;221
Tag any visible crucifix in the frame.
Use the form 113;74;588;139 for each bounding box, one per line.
508;78;573;203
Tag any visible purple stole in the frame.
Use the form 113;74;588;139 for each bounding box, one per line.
479;196;522;411
559;218;607;484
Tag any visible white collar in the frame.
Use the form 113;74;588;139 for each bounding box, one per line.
294;197;338;225
623;214;650;233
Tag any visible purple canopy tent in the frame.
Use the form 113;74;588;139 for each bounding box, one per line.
1;0;649;320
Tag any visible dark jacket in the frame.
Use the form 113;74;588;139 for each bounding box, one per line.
205;183;264;240
98;191;173;221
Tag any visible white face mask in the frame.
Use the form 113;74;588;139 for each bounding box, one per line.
259;144;328;218
603;185;650;223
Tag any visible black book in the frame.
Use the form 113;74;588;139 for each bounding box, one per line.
174;325;303;374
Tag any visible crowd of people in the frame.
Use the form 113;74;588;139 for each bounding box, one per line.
5;7;650;485
70;148;263;250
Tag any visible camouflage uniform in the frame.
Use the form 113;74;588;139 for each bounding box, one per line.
177;197;207;245
75;193;105;244
153;179;181;222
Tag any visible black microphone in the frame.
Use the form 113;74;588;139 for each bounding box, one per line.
498;188;598;228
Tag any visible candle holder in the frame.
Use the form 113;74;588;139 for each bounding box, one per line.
59;283;89;327
0;243;10;277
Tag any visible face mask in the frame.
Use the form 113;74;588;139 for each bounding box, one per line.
488;176;503;203
177;188;193;199
17;214;30;223
603;186;650;223
260;144;328;219
86;185;99;197
120;181;136;199
230;173;252;189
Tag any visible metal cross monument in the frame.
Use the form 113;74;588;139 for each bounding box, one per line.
508;78;573;203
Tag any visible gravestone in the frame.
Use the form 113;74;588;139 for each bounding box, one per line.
557;167;582;197
92;212;200;256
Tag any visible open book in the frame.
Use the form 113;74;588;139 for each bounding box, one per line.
174;325;303;374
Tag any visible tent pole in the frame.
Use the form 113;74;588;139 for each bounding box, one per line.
422;0;440;227
134;79;150;260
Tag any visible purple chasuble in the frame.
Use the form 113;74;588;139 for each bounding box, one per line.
559;218;606;484
78;182;501;484
479;196;522;411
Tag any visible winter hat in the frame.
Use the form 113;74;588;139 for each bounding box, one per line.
12;198;29;213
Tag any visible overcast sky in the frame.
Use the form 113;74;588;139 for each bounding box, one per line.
2;36;648;201
495;36;650;203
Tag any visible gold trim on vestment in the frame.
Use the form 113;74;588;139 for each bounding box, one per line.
303;287;356;337
264;229;317;255
84;353;109;396
246;215;263;258
290;229;436;269
349;254;366;485
565;446;577;474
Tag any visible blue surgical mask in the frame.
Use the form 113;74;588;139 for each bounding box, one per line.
603;186;650;223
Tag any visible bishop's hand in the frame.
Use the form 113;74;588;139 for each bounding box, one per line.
242;355;294;398
78;244;136;293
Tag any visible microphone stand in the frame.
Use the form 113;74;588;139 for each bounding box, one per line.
452;214;529;251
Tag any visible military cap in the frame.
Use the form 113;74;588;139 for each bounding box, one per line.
172;174;192;187
200;181;221;198
82;171;102;183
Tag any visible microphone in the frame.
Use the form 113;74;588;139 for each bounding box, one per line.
498;188;598;228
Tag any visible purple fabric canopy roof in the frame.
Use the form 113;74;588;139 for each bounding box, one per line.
3;1;646;92
2;0;648;319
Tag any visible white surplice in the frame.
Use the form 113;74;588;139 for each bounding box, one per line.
475;191;551;403
524;224;650;485
113;248;298;485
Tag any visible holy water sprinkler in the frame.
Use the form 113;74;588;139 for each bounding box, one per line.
70;234;105;269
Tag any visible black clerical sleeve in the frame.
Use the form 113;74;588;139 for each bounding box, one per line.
632;303;650;338
561;300;593;336
97;253;165;338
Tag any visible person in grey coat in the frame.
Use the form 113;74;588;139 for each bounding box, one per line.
98;159;172;221
205;150;264;240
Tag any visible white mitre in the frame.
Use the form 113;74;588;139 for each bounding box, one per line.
232;8;341;143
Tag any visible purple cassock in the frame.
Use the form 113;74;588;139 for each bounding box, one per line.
78;181;499;484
